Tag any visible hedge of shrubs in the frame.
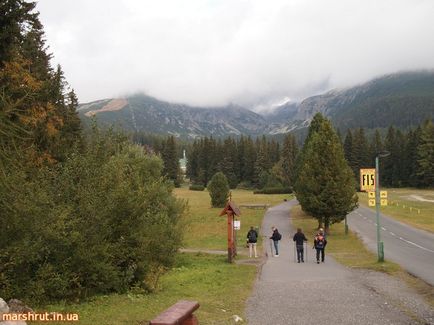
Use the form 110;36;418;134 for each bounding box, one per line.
253;187;293;194
189;184;205;191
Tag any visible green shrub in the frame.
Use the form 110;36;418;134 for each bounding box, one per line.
189;184;205;191
0;130;187;304
207;172;230;208
254;187;293;194
236;181;255;190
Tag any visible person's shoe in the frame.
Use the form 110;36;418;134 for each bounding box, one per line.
275;254;279;257
297;260;300;263
301;260;304;263
322;260;325;263
317;260;320;264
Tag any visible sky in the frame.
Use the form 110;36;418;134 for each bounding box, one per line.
36;0;434;108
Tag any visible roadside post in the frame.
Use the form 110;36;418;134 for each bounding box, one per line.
360;151;390;263
219;197;241;263
374;152;390;262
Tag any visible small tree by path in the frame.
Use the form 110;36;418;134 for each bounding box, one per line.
208;172;230;207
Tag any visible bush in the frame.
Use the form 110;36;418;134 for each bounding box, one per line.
254;187;293;194
236;181;255;190
189;184;205;191
207;172;230;208
0;130;187;304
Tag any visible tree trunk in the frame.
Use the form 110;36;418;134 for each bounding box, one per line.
324;217;330;234
317;218;323;230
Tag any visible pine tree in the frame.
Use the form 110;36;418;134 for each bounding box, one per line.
369;129;383;167
218;137;238;188
295;113;358;232
161;136;181;187
352;128;370;177
407;126;423;186
207;172;230;208
416;120;434;187
0;0;81;164
275;133;298;187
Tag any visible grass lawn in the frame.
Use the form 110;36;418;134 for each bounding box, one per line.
291;204;434;306
33;188;289;324
35;253;256;325
174;188;291;251
358;188;434;233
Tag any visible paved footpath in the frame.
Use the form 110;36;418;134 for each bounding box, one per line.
246;200;433;325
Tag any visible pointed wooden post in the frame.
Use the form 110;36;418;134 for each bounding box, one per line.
219;199;241;263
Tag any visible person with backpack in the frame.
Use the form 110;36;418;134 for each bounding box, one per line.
313;228;327;264
247;226;259;258
270;226;282;257
293;228;308;263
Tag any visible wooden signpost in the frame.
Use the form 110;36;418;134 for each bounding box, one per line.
219;197;241;263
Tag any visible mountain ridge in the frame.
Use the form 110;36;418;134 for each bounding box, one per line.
78;70;434;138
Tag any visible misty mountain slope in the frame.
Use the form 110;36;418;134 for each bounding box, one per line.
78;94;267;138
78;71;434;138
301;71;434;129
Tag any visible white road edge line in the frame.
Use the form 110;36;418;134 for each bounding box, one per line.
398;237;434;253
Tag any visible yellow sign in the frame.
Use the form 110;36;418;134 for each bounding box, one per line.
368;191;375;199
381;199;388;206
360;169;376;191
368;199;376;207
380;191;388;198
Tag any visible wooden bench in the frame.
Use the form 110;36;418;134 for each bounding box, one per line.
239;204;270;209
149;300;200;325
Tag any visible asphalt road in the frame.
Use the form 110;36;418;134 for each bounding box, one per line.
245;201;422;325
347;205;434;286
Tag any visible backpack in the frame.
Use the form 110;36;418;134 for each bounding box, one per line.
276;231;282;241
315;235;325;248
249;230;257;242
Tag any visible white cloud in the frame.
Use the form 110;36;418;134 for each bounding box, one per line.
36;0;434;106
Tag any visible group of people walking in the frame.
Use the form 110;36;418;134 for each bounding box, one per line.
247;226;327;264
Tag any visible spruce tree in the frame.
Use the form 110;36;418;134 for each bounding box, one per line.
276;133;298;187
295;113;358;232
207;172;230;208
416;120;434;187
161;136;181;187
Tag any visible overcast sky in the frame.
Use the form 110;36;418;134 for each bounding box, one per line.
36;0;434;108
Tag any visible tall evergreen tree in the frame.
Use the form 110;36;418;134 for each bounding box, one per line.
295;113;358;232
416;120;434;187
161;136;181;187
369;129;383;167
275;133;298;187
407;126;423;187
218;137;238;188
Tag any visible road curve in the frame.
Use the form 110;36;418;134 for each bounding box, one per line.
347;205;434;286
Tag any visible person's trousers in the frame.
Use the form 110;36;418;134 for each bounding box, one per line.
249;242;257;257
316;248;325;262
296;245;304;262
273;240;279;255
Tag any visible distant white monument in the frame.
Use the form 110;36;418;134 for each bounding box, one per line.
179;149;187;173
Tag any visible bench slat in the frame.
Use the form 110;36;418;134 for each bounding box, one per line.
150;300;200;325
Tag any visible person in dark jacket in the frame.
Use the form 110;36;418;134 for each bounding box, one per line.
247;226;258;258
270;227;281;257
313;228;327;264
293;228;308;263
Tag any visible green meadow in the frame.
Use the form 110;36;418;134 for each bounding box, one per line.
34;189;289;324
